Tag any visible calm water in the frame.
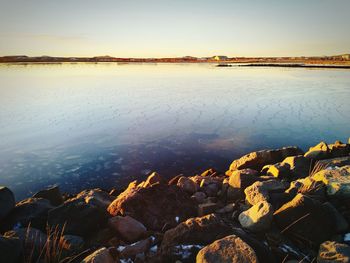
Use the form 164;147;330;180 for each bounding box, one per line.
0;63;349;200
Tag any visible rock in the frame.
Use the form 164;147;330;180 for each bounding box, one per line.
119;237;153;259
141;172;164;188
168;175;182;185
32;186;63;206
329;141;350;158
318;241;350;262
280;155;311;178
48;198;108;237
60;235;84;252
201;169;217;177
0;235;23;263
0;186;15;220
238;201;273;232
216;203;236;214
244;180;286;206
318;156;350;169
4;198;53;230
274;194;344;246
266;163;291;179
228;169;260;189
285;177;326;201
226;146;303;174
81;247;116;263
304;141;330;160
177;176;198;194
312;166;350;198
108;215;147;243
198;203;218;217
196;234;258;263
76;188;114;210
202;183;219;197
107;183;196;231
5;227;47;254
191;192;206;203
161;214;232;257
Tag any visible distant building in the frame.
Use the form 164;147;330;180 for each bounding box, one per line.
212;56;228;61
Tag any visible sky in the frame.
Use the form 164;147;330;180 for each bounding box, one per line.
0;0;349;57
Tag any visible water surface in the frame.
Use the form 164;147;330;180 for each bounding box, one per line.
0;63;349;199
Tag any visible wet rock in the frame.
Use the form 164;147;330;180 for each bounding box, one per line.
4;198;53;230
76;188;114;210
32;185;63;206
198;203;218;217
274;194;345;246
0;235;23;263
177;176;198;194
304;141;330;160
196;234;259;263
0;186;15;220
226;146;303;174
238;201;273;232
191;192;206;203
107;183;196;231
312;166;350;198
119;237;153;259
108;215;147;243
244;180;286;206
161;214;232;258
48;198;108;237
81;247;116;263
318;241;350;262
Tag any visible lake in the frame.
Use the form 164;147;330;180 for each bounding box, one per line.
0;63;349;200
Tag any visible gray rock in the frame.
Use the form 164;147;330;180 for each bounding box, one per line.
239;201;273;232
0;186;15;220
108;215;147;243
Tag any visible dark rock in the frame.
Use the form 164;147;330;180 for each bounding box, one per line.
198;203;218;217
329;141;350;158
107;183;197;231
226;146;303;174
196;234;259;263
266;163;291;179
108;215;147;243
274;194;345;247
81;247;116;263
4;198;53;231
75;188;114;210
228;169;261;198
0;235;23;263
161;214;232;260
119;237;153;259
168;175;182;185
60;234;84;252
32;185;63;206
281;155;311;178
48;198;108;237
140;172;165;188
0;186;15;220
304;141;331;160
177;176;198;194
191;192;207;203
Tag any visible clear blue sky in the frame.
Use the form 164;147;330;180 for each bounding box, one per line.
0;0;349;57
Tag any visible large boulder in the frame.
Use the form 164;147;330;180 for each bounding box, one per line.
177;176;198;194
304;141;330;160
48;198;108;237
280;155;311;178
32;186;63;206
76;188;114;210
226;146;303;174
0;186;15;220
81;247;116;263
108;215;147;243
119;237;153;259
0;235;23;263
274;194;347;246
328;141;350;158
228;169;260;191
244;180;286;206
196;234;259;263
317;241;350;262
312;166;350;198
238;201;273;232
140;172;165;188
3;198;53;230
161;214;232;260
107;183;196;231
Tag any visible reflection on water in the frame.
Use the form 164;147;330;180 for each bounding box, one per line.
0;63;349;199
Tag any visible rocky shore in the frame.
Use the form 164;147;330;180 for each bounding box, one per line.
1;138;350;263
